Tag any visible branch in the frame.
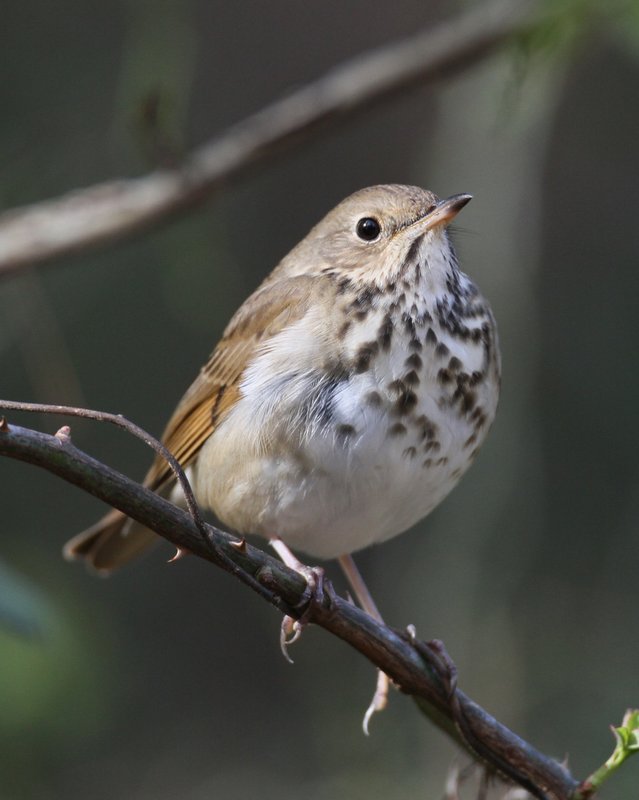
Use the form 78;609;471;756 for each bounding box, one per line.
0;416;578;800
0;0;538;277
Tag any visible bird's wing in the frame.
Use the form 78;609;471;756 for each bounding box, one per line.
143;273;330;491
63;273;336;572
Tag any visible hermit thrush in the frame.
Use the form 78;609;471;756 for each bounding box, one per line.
64;184;500;724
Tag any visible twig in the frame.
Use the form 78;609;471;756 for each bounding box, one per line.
0;418;579;800
573;710;639;799
0;0;537;276
0;399;207;537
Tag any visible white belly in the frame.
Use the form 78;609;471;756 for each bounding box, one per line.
193;323;498;559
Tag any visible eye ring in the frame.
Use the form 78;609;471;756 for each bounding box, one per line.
355;217;381;242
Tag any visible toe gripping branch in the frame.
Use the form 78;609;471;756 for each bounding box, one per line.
279;565;327;664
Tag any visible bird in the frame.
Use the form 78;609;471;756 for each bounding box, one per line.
64;184;500;728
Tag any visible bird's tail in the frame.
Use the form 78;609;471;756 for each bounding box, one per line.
63;509;159;573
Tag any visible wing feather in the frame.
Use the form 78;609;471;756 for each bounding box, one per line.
64;273;336;571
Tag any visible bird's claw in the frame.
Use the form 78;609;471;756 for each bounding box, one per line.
277;565;326;664
280;615;305;664
294;565;326;612
362;669;390;735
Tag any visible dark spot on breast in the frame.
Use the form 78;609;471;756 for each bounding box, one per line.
409;337;423;351
451;467;462;479
388;422;407;437
423;458;433;468
464;433;477;448
426;328;438;345
415;415;437;440
354;341;379;373
377;315;393;350
414;263;422;281
402;446;417;459
349;287;379;318
435;457;448;467
406;235;423;265
388;378;406;393
474;412;487;430
458;389;477;413
423;440;441;453
437;368;452;385
470;370;484;386
402;313;416;336
435;342;449;358
393;388;418;415
405;352;422;369
336;423;356;439
337;277;352;295
403;370;420;386
338;320;351;338
448;356;462;372
470;406;488;430
365;390;383;407
359;286;380;304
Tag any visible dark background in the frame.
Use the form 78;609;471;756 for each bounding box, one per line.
1;1;638;797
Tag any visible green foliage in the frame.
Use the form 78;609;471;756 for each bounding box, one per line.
574;710;639;798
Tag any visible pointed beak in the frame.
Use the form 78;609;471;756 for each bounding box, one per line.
411;193;472;234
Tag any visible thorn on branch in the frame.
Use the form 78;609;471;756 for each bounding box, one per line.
230;536;247;552
0;418;585;798
167;546;190;564
55;425;72;442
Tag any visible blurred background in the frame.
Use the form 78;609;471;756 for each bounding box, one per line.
1;1;638;797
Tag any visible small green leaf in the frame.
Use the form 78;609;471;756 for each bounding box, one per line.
574;710;639;799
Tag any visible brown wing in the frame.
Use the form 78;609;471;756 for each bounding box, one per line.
63;274;331;572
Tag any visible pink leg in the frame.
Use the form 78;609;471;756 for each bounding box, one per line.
338;554;390;734
269;537;325;664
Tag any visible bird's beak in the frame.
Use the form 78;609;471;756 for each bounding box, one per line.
411;193;472;234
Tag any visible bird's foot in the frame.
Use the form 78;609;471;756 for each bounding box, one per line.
362;668;391;735
270;537;326;663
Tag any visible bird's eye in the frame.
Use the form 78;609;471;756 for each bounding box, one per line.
356;217;381;241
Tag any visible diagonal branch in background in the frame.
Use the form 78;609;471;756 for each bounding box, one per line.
0;415;578;800
0;0;538;277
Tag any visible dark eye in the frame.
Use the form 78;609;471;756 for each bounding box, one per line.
356;217;381;241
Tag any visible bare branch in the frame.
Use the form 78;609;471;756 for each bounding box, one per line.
0;0;537;277
0;398;207;538
0;417;578;800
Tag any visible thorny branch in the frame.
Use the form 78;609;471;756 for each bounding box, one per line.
0;1;602;796
0;0;538;277
0;412;579;800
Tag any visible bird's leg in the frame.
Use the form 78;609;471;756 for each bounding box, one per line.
338;554;390;734
269;537;325;663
